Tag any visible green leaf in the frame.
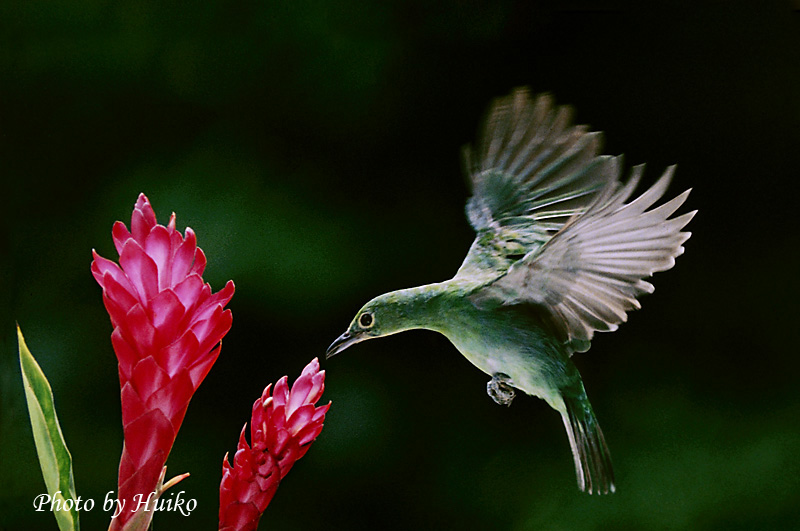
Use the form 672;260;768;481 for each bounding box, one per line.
17;324;80;531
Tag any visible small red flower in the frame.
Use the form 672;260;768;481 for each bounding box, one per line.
219;358;330;531
92;193;234;530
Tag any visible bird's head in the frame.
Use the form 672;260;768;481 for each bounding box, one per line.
326;290;425;358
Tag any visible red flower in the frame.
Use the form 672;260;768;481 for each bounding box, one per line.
219;358;330;531
92;193;234;530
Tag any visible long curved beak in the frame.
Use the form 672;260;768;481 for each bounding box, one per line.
326;331;363;358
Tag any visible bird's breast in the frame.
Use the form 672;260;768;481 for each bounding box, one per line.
436;303;572;405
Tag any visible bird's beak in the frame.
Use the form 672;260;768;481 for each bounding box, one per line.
326;331;363;358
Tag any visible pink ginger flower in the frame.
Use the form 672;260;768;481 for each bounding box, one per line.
92;193;234;530
219;358;330;531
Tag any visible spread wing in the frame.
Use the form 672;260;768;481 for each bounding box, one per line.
472;165;695;354
456;88;620;280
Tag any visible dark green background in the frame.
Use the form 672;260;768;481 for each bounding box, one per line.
2;1;799;529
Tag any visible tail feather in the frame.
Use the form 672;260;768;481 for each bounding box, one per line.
561;392;615;494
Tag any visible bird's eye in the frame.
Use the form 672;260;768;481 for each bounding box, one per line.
358;312;374;328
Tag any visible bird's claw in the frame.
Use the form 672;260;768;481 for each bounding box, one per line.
487;373;516;406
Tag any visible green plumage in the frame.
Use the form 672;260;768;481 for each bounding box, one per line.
328;88;695;495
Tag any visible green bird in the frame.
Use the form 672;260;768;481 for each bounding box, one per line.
327;88;695;494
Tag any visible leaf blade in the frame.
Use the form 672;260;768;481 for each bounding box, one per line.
17;324;80;531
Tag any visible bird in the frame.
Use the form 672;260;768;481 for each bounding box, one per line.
326;88;695;495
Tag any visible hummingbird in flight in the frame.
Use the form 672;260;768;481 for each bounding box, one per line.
327;88;694;494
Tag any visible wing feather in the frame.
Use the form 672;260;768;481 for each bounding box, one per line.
457;88;619;279
471;165;695;352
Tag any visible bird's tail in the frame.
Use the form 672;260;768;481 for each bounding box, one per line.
560;389;615;494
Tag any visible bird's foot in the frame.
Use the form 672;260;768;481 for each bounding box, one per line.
487;373;516;406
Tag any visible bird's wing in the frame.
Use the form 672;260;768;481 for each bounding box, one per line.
456;88;620;280
471;165;695;354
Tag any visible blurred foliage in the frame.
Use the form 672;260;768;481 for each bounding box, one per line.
2;1;800;529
